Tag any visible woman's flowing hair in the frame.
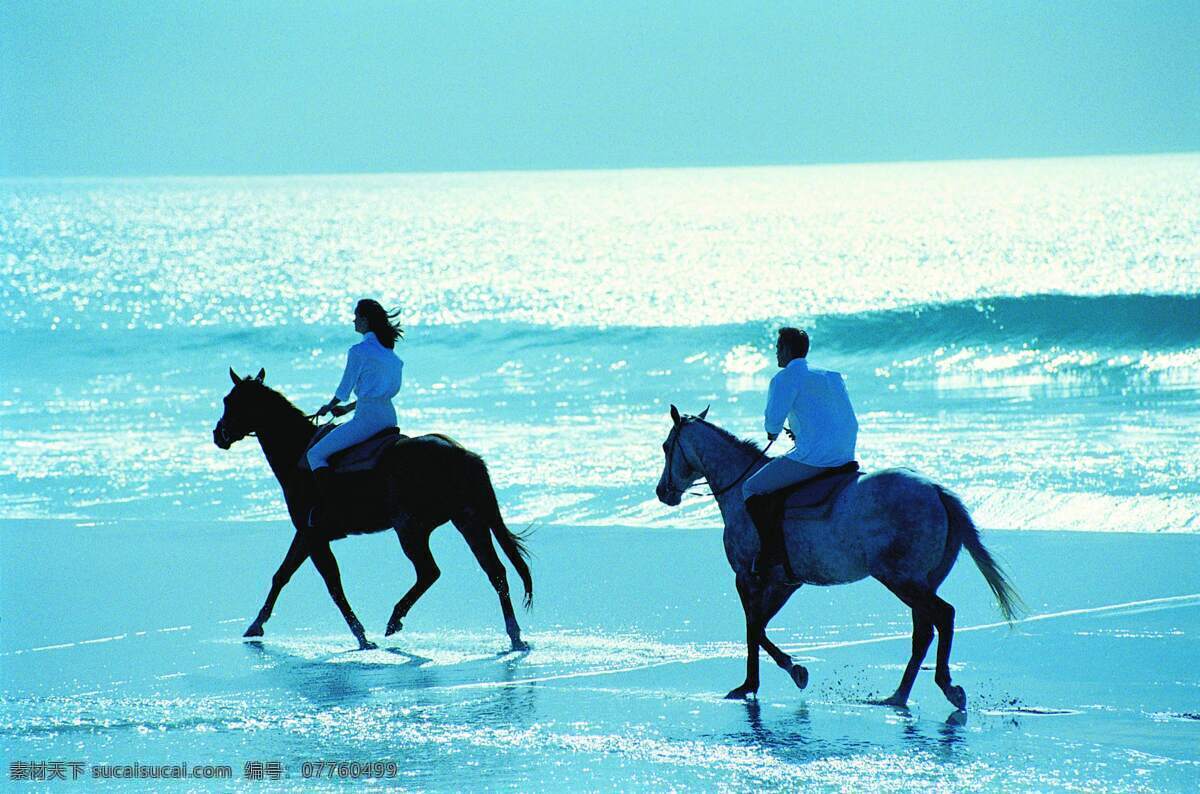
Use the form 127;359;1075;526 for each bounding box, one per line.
356;299;404;349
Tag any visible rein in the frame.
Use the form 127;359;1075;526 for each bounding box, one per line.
237;415;324;439
217;410;330;445
707;435;774;496
666;420;775;499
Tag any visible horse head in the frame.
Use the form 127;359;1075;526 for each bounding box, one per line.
655;403;709;506
213;367;267;449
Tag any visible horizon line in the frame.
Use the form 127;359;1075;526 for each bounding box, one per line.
2;148;1197;182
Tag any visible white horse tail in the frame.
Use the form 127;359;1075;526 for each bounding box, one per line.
936;485;1025;623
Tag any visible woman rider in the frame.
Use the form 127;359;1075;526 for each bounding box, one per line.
306;299;404;529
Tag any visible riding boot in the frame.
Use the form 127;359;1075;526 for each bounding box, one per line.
308;466;342;532
746;494;797;582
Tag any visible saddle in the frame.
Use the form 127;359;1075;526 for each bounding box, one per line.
777;461;862;521
297;425;408;474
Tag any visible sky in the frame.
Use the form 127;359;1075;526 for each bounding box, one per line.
2;0;1198;177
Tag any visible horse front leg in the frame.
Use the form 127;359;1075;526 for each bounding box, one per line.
726;576;763;699
757;582;808;690
244;532;310;638
308;538;376;650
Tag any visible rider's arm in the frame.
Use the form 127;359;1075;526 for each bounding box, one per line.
332;345;361;404
318;346;362;416
764;369;799;440
331;401;357;417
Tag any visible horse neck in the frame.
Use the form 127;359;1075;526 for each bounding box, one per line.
253;402;316;485
688;422;763;515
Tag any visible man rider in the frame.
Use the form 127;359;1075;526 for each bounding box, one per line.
743;327;858;580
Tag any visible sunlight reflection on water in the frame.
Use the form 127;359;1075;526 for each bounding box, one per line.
2;156;1198;533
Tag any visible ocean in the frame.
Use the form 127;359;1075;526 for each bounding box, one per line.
2;154;1199;790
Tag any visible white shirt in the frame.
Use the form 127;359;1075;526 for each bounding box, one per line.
764;358;858;466
334;332;404;402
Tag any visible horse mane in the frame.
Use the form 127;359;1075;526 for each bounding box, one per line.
245;380;312;427
692;417;762;457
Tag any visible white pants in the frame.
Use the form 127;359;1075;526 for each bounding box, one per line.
742;456;827;500
306;398;397;469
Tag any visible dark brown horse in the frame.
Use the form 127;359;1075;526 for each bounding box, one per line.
213;368;532;651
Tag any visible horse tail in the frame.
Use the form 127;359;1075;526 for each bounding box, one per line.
936;485;1024;624
470;456;534;609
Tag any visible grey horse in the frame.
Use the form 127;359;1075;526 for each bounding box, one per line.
655;405;1021;709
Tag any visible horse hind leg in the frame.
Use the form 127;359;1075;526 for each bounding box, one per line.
877;577;965;710
386;526;440;636
925;592;966;710
455;516;528;652
876;610;934;707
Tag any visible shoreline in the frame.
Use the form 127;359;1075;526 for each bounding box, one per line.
1;517;1195;535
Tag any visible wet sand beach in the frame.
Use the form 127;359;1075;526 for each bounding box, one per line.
4;520;1197;790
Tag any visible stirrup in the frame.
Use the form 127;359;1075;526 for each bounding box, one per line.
307;505;327;531
750;554;768;578
753;556;802;586
750;554;775;583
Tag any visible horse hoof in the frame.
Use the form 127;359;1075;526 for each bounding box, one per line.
358;639;378;651
243;623;264;638
868;695;909;708
724;686;756;700
944;684;967;711
511;639;531;652
385;620;403;636
789;664;809;690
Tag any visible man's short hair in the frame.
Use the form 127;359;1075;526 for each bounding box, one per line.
778;327;810;358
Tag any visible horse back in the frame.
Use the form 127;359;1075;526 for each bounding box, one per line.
782;468;948;585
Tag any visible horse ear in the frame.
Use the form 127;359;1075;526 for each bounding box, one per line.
698;405;710;420
229;367;241;385
254;368;265;383
670;404;681;426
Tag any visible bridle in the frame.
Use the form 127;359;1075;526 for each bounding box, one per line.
664;419;775;499
214;417;255;445
215;404;328;447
